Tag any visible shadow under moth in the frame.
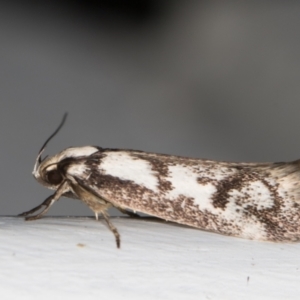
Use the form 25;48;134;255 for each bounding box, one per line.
20;114;300;247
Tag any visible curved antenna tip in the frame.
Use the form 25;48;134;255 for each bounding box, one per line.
37;113;68;164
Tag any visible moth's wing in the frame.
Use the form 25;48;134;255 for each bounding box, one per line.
63;149;254;213
61;150;300;213
62;149;300;241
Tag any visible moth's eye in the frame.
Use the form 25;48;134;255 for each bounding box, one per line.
46;170;63;185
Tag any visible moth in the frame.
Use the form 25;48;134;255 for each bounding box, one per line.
20;114;300;247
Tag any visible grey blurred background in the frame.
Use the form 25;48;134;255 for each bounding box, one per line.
1;0;300;217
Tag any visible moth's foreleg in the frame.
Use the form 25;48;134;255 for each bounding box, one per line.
101;212;121;249
19;194;55;220
19;181;70;221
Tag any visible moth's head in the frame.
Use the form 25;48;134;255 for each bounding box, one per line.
33;146;99;189
33;154;65;189
32;114;68;189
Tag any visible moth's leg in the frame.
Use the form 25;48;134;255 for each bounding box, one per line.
117;207;140;218
18;195;54;218
19;181;70;221
101;211;121;249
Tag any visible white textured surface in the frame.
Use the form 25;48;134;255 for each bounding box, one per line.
0;217;300;300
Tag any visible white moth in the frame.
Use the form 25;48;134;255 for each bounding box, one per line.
20;114;300;247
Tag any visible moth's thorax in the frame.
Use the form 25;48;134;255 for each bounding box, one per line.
32;146;99;189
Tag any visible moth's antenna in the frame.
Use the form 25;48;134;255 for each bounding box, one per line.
38;113;68;162
33;113;68;173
